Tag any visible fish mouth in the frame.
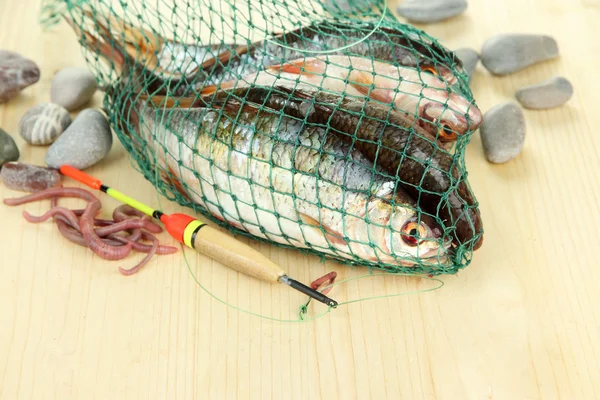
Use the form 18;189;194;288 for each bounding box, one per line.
420;96;482;138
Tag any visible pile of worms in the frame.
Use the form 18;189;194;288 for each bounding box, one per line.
3;186;178;275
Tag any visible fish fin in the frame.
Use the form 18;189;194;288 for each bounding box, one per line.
268;59;326;75
165;166;192;202
348;71;393;103
137;94;204;109
200;80;235;96
299;213;347;246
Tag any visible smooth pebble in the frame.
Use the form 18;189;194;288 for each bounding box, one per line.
0;50;40;103
0;162;61;192
0;128;20;168
19;103;72;145
481;34;559;75
516;76;573;109
397;0;467;23
480;102;526;164
46;109;112;170
51;67;97;111
455;48;479;84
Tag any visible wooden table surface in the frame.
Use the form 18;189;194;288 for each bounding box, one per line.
1;0;599;398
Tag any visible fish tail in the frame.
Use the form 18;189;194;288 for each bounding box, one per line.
63;14;126;71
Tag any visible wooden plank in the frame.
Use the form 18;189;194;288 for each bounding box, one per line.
1;0;599;398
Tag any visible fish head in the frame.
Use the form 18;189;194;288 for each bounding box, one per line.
357;190;450;264
389;210;450;261
418;89;483;143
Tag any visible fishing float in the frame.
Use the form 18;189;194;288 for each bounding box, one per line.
59;165;338;308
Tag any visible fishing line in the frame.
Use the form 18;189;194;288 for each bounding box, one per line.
181;241;444;322
262;1;388;55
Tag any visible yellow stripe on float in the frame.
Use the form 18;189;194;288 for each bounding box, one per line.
183;220;205;248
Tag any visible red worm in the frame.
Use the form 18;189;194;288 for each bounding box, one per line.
23;206;81;228
108;233;179;255
53;213;126;248
113;204;163;233
71;209;114;227
4;188;132;260
118;234;159;276
311;271;337;296
80;199;133;260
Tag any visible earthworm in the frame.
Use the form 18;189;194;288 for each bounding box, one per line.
71;209;113;226
52;199;169;252
4;187;132;260
81;199;133;260
311;271;337;296
118;234;159;276
95;219;154;237
54;214;126;248
7;188;178;275
23;206;80;228
108;233;179;255
113;204;163;233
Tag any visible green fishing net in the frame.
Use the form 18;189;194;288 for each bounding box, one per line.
40;0;484;276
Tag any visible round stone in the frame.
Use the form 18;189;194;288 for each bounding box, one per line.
46;109;113;170
0;128;20;168
480;102;526;164
19;103;72;145
481;34;559;76
0;50;40;103
50;67;97;111
397;0;467;23
455;47;479;84
515;76;573;109
0;162;61;192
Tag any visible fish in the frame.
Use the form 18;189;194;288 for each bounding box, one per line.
141;86;483;250
119;96;452;266
204;21;464;86
67;11;464;95
199;55;482;143
72;13;481;144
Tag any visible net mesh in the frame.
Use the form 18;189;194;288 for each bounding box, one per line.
40;0;484;276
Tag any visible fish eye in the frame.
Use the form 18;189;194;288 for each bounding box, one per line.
439;123;458;141
401;220;427;246
420;65;438;76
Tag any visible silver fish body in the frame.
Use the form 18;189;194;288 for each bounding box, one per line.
128;99;450;266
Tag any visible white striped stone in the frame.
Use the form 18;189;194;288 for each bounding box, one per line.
19;103;71;146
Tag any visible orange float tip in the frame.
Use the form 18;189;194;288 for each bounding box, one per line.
160;213;196;244
59;165;103;190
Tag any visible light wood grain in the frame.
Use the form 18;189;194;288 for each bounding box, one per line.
1;0;599;398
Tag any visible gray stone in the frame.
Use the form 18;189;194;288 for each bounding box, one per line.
0;128;20;168
0;50;40;103
516;76;573;109
481;34;559;76
46;109;112;170
50;67;97;111
455;48;479;84
397;0;467;23
0;162;61;192
19;103;72;146
480;102;526;164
